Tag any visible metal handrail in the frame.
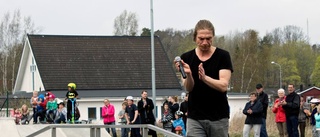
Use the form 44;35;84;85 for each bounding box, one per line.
26;124;182;137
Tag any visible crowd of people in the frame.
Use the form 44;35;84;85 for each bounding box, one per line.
100;90;188;137
11;82;80;125
242;83;320;137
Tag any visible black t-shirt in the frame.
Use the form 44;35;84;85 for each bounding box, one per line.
125;104;140;124
66;90;78;99
181;48;233;121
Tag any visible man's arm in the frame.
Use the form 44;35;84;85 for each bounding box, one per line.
137;101;144;113
177;60;194;92
132;110;139;123
200;69;232;92
148;99;154;110
125;112;130;124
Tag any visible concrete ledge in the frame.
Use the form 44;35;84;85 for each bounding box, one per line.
0;117;20;137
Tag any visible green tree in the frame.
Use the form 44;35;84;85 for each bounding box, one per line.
295;42;316;87
311;56;320;86
231;30;261;93
140;27;151;36
279;58;301;85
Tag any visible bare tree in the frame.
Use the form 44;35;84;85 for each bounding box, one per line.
0;10;40;95
113;10;138;36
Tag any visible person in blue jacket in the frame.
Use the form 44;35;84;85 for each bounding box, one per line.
172;111;186;136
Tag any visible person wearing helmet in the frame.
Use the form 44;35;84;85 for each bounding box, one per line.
46;94;57;123
171;111;186;136
308;98;320;137
65;83;79;122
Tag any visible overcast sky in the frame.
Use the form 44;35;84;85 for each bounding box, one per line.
1;0;319;44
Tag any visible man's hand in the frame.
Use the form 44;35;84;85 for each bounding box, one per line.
198;63;206;80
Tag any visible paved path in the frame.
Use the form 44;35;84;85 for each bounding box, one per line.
0;117;111;137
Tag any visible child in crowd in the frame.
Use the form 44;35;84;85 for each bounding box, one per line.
158;102;173;132
30;91;38;121
34;94;46;124
55;102;67;124
11;108;22;125
46;94;57;123
118;101;129;137
315;105;320;134
20;104;30;124
171;111;185;136
65;83;79;123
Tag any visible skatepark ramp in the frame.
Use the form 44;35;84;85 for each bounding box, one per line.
1;117;181;137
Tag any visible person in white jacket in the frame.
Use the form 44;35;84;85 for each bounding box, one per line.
55;102;67;124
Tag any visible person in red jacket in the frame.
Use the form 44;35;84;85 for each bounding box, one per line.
272;88;288;137
102;98;117;137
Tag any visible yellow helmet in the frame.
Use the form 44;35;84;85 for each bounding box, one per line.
68;83;76;90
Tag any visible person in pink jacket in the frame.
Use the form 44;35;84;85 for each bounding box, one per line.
272;88;288;137
102;98;117;137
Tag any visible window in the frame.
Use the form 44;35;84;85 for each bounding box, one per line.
306;96;314;103
100;107;103;119
155;106;158;118
88;107;96;120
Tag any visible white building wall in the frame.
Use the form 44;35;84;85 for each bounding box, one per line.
67;96;249;124
19;45;44;93
20;51;33;92
228;97;249;120
64;97;166;124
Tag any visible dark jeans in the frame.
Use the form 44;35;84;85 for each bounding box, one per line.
260;118;268;137
55;114;66;124
46;109;56;122
130;127;141;137
34;110;45;123
32;107;37;123
104;121;117;137
287;115;299;137
299;121;306;137
121;125;129;137
67;99;76;121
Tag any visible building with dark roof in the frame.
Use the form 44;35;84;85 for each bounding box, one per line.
12;34;184;121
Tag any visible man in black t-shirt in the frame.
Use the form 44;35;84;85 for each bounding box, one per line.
174;19;233;137
125;96;141;137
